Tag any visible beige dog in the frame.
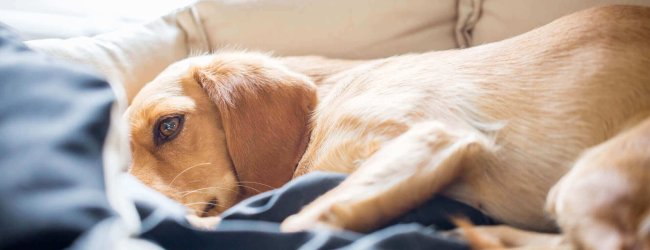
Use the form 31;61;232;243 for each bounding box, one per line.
127;5;650;249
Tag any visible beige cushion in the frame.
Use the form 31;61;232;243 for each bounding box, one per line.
27;7;204;103
195;0;458;59
470;0;650;46
27;0;458;103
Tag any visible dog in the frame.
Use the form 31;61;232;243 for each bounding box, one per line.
126;5;650;249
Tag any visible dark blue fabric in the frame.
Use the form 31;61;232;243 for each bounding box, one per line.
0;26;115;249
139;172;496;250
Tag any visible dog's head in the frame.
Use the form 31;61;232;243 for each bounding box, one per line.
126;52;317;216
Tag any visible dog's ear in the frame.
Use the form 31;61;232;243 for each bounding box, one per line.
192;56;317;196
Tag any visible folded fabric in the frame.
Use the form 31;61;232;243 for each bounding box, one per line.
137;172;496;250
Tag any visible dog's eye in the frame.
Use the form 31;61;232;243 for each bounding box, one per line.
160;117;180;137
154;115;184;145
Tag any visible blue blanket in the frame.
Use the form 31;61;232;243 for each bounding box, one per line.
137;172;495;250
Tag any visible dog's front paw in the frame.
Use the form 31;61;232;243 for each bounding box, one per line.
280;201;348;232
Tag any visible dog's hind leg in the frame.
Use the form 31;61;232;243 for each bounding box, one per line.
545;115;650;250
281;121;494;232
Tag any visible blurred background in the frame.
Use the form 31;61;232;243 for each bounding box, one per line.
0;0;195;39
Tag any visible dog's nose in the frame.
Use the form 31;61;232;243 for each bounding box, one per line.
201;197;219;217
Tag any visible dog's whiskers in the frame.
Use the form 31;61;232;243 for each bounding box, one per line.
178;186;238;198
184;201;227;209
237;181;275;190
175;183;264;200
235;184;262;194
168;162;212;187
179;184;264;195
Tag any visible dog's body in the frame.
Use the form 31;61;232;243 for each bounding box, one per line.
128;6;650;249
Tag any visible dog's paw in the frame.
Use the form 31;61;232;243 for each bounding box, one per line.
280;201;350;232
550;169;649;250
186;214;222;230
281;215;339;232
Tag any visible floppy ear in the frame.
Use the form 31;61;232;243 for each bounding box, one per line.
193;56;317;197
